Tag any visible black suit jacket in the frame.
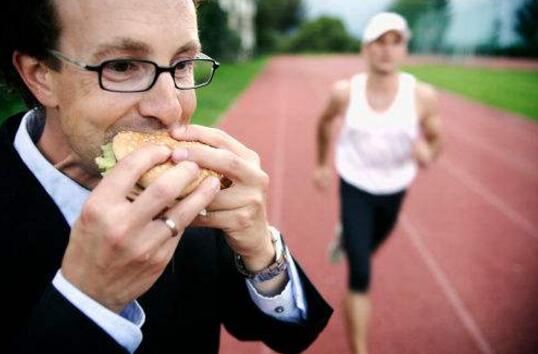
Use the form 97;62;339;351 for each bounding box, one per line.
0;113;332;354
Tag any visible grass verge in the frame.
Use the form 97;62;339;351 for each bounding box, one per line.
403;64;538;121
0;89;25;124
192;56;268;126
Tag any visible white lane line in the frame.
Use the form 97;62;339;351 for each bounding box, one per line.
440;158;538;240
401;216;496;354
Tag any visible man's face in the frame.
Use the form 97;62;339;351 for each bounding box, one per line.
48;0;198;174
363;31;407;75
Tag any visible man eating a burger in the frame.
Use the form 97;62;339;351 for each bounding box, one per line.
0;1;332;353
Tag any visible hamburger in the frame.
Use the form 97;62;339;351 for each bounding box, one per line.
96;131;226;200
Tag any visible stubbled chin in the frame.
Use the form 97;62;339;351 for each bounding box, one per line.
54;154;102;189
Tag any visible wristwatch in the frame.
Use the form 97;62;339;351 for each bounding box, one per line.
234;226;288;283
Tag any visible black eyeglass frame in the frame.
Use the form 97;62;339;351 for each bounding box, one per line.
48;49;220;93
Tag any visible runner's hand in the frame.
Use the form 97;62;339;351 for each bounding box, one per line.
313;165;332;192
413;140;434;167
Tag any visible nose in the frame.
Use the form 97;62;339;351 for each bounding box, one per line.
137;71;182;127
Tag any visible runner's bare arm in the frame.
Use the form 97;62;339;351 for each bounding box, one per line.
415;82;442;166
316;80;350;167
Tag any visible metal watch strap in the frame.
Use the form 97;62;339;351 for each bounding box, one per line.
234;226;288;283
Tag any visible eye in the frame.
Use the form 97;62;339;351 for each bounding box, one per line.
101;60;151;83
175;60;193;71
106;60;139;73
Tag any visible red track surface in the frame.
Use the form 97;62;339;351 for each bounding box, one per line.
216;56;538;354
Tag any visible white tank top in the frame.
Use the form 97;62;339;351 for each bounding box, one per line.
335;72;419;194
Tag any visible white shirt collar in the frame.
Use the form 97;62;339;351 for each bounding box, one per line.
13;109;90;227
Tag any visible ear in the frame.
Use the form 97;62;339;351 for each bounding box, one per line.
12;51;59;108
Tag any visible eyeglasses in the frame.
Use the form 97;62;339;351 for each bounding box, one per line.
48;49;220;93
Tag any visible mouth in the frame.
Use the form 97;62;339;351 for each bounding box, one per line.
104;124;169;143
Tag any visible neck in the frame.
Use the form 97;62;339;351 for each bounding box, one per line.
366;70;399;91
37;110;100;190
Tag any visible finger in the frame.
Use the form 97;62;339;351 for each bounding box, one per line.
159;176;221;234
136;219;181;260
130;176;220;251
170;124;256;161
172;143;266;185
95;144;171;201
190;206;258;232
129;161;201;222
154;237;180;268
205;186;262;212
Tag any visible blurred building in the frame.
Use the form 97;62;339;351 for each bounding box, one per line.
219;0;257;59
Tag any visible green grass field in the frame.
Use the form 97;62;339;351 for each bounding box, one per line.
0;57;268;127
403;64;538;121
0;89;25;123
192;56;268;126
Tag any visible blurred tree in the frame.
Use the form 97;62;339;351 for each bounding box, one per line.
389;0;450;53
286;16;360;53
255;0;304;53
515;0;538;54
389;0;426;29
197;1;241;62
488;17;502;51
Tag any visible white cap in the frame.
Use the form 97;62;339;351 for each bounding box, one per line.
362;12;411;45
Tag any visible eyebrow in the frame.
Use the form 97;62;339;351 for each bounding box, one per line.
178;40;202;54
93;38;151;60
92;38;202;61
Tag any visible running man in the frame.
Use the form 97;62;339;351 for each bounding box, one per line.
313;12;442;354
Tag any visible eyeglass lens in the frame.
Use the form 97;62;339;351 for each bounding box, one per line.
100;59;214;92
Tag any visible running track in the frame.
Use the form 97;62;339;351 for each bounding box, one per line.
216;56;538;354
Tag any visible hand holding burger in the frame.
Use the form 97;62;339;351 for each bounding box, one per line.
62;129;223;313
170;124;287;295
